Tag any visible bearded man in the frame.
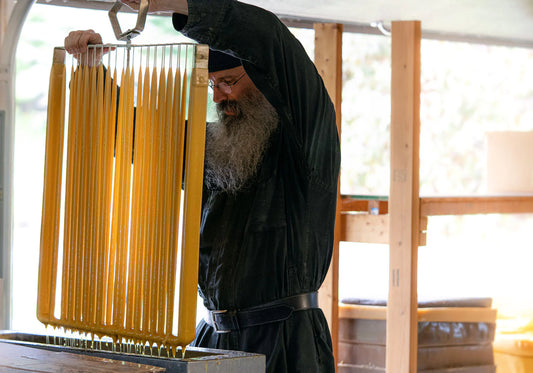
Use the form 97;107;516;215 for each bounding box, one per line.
65;0;340;371
203;52;280;193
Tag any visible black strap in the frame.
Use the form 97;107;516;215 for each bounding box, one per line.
205;292;319;333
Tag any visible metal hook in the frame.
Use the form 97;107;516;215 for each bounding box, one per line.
109;0;150;42
371;20;391;36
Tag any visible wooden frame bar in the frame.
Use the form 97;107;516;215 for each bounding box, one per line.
421;195;533;216
341;196;388;214
314;22;343;367
340;196;533;246
343;195;533;216
386;20;421;373
340;214;427;246
341;214;388;244
339;304;497;323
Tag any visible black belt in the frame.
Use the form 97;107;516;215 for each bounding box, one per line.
205;292;318;333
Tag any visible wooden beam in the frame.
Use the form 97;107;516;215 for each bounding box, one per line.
342;194;533;216
341;198;369;213
340;305;387;320
314;22;342;368
341;214;388;244
341;196;389;214
386;21;421;373
340;213;426;245
417;307;497;323
339;304;497;323
420;195;533;216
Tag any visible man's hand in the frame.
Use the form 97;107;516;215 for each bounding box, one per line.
64;30;113;66
120;0;188;15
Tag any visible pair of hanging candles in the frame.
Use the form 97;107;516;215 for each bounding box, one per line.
37;43;209;352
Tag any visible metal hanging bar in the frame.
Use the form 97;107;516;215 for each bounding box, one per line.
108;0;150;42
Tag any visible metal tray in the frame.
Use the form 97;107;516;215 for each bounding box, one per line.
0;331;265;373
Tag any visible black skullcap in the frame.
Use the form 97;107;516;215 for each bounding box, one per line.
208;49;242;73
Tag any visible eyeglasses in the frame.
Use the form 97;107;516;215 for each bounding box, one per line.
208;73;246;94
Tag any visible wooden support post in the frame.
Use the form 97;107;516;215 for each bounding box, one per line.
314;22;343;368
386;21;421;373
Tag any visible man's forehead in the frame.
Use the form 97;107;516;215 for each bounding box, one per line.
209;66;244;81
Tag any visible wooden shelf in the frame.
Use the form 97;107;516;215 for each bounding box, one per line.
339;304;497;323
342;195;533;216
341;195;388;214
420;195;533;216
340;195;533;247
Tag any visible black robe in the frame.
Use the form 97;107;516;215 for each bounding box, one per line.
173;1;340;371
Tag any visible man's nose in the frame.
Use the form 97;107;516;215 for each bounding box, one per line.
212;87;227;104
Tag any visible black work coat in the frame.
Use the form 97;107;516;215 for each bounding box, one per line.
173;1;340;371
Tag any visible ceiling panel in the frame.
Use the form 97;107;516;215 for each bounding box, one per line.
37;0;533;47
244;0;533;47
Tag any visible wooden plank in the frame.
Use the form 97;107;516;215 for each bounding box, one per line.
340;214;426;246
341;214;388;244
341;198;369;212
342;195;533;216
417;307;497;323
314;22;342;368
386;20;421;373
339;304;387;320
339;304;497;323
341;196;389;214
420;195;533;216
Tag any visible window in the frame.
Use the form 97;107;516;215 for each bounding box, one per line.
339;31;533;333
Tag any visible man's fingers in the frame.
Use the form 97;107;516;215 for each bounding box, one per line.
64;30;102;55
63;30;112;66
80;31;102;50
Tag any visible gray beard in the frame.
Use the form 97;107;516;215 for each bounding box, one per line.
204;87;279;193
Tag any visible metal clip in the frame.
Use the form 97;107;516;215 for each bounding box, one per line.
108;0;150;42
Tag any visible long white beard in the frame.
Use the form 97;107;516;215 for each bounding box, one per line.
204;87;279;193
